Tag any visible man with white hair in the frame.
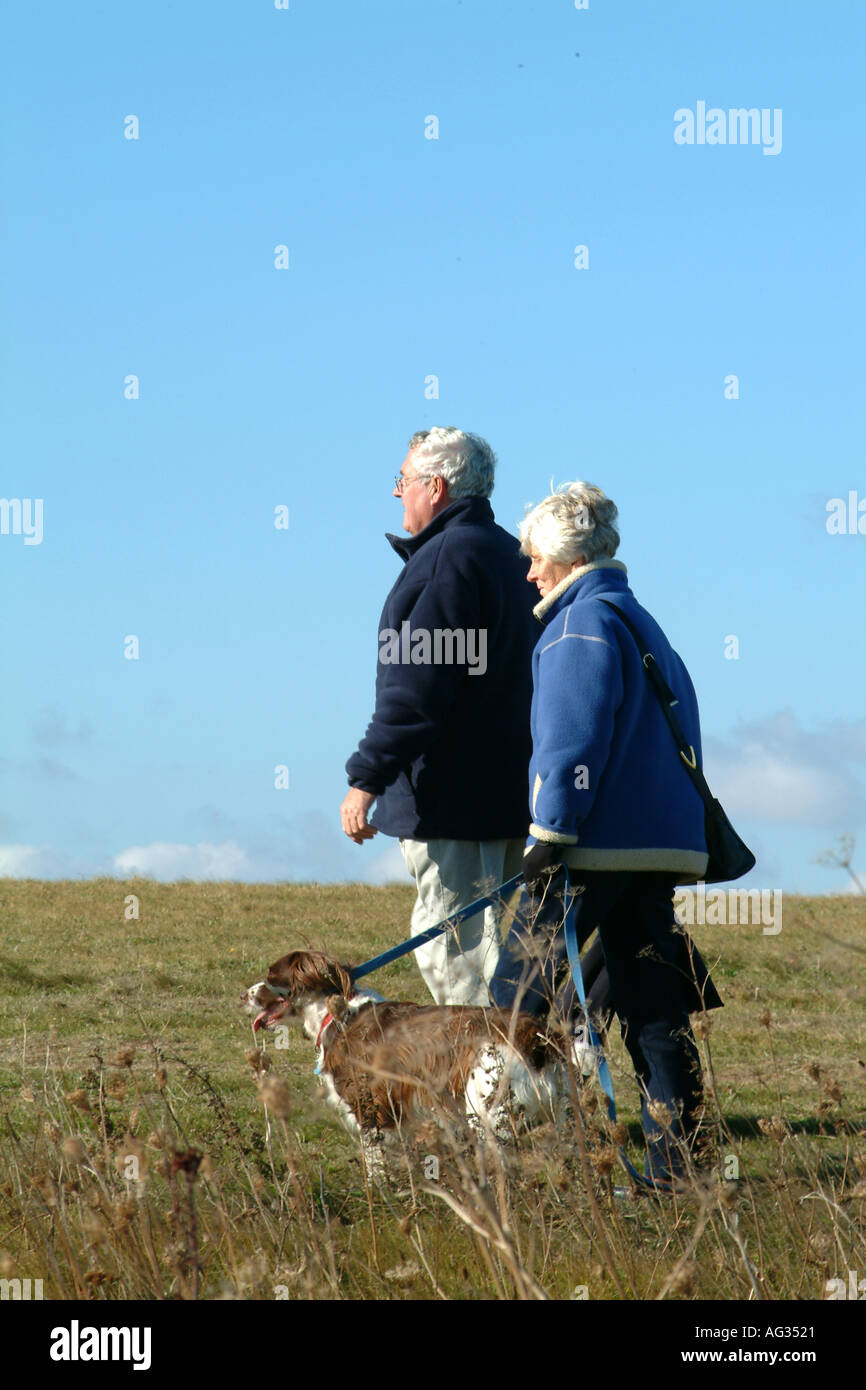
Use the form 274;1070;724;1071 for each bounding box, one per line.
341;428;537;1005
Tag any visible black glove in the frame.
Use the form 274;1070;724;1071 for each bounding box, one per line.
522;841;564;889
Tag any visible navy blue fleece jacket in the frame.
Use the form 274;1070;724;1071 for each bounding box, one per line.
345;497;538;840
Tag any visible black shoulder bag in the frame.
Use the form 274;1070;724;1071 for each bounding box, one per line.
599;600;755;884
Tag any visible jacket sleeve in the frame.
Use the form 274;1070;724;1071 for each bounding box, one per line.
345;545;484;794
529;623;624;844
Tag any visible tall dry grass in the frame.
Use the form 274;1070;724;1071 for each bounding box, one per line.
0;879;864;1299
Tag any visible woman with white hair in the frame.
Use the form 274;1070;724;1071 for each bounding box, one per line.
489;482;721;1189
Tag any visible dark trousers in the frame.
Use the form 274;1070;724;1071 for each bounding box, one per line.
489;868;704;1182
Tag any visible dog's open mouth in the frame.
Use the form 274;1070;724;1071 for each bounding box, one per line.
252;998;289;1033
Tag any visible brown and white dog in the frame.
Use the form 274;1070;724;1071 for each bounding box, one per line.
242;949;577;1175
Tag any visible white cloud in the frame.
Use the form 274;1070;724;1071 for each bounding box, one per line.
704;710;866;828
0;844;44;875
112;840;253;880
0;844;82;877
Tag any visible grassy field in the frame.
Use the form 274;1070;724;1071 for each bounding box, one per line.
0;878;864;1301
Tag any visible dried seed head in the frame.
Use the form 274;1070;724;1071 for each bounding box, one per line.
110;1046;136;1069
244;1047;271;1073
31;1173;58;1206
758;1008;772;1029
757;1116;789;1142
609;1123;629;1147
104;1076;127;1101
591;1146;618;1178
257;1075;291;1119
0;1253;17;1278
113;1200;137;1229
805;1062;821;1083
810;1232;833;1259
826;1079;843;1103
647;1101;674;1132
551;1162;571;1193
692;1014;712;1041
154;1068;167;1091
65;1089;91;1114
61;1136;88;1164
717;1182;739;1210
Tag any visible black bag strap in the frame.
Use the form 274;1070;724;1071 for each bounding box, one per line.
598;599;717;815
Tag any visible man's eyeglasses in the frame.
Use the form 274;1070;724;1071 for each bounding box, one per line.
393;472;430;494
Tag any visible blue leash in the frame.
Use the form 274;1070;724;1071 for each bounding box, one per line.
350;873;525;982
562;868;651;1189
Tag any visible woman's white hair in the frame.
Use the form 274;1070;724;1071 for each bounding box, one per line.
408;427;496;500
519;482;620;565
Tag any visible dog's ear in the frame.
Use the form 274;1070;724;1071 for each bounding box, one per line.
266;953;301;992
309;955;354;999
265;951;355;1000
329;959;355;1000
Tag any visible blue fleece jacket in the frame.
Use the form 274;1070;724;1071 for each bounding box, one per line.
528;560;709;881
346;497;538;840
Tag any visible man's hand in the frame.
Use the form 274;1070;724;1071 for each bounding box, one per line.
522;840;563;889
340;788;379;845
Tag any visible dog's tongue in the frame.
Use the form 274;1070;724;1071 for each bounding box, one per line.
253;1009;269;1033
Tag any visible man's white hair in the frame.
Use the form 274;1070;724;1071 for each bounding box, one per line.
408;427;496;500
519;482;620;565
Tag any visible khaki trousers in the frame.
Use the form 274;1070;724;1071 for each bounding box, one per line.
398;837;526;1005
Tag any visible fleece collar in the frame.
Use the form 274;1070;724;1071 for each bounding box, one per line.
386;496;494;562
533;558;629;624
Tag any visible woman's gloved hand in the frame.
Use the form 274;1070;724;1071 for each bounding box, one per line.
522;841;564;889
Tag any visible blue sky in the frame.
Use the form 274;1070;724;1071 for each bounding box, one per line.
1;0;864;894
